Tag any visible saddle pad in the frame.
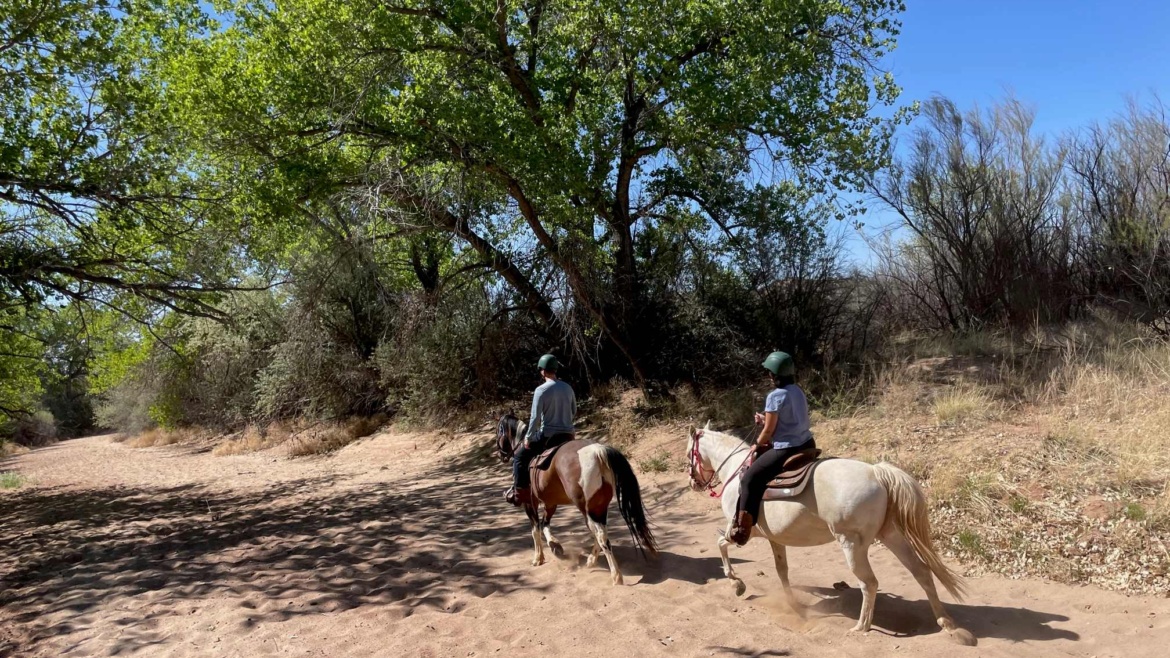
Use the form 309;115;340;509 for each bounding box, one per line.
763;451;832;500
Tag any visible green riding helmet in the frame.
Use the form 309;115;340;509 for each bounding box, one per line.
537;354;560;371
761;351;795;377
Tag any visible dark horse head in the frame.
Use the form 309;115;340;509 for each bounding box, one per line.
494;411;527;463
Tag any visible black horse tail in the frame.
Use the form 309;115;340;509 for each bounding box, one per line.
600;445;659;557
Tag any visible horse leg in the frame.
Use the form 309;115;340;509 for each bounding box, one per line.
880;527;963;638
837;533;879;632
580;509;601;568
585;513;623;586
585;538;601;568
541;505;565;559
526;507;545;567
717;526;747;597
768;541;803;615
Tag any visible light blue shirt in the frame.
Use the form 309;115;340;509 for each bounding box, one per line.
765;385;812;449
526;379;576;443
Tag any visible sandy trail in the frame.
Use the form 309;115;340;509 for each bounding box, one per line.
2;431;1168;658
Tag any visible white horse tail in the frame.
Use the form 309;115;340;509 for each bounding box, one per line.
578;444;659;556
872;462;967;601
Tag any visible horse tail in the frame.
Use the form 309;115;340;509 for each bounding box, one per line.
872;462;967;601
579;444;658;557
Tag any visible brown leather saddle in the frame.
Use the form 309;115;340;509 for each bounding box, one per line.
530;435;574;471
762;448;831;500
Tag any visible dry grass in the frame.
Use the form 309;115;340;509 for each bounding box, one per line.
0;441;30;459
212;422;294;456
815;322;1170;594
286;415;387;457
932;387;998;425
591;388;648;449
127;427;205;448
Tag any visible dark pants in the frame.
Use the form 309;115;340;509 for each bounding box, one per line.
512;433;573;489
738;439;817;519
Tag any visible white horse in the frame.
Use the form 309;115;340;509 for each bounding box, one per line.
687;423;975;646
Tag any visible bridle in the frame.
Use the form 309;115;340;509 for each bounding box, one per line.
688;429;752;498
496;413;519;462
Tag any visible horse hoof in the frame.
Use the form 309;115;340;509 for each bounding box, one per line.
733;579;746;597
585;557;598;568
849;624;870;634
948;627;977;647
532;557;545;567
550;541;565;559
613;576;624;586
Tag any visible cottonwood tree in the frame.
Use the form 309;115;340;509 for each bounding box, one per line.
173;0;910;384
1;1;252;327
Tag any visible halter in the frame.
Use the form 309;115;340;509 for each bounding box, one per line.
688;429;752;498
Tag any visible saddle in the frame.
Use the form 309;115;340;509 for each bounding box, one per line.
530;434;574;471
762;448;830;500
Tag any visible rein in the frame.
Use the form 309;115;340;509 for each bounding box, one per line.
690;430;753;499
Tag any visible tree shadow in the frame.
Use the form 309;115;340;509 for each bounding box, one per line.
0;461;548;656
798;585;1080;643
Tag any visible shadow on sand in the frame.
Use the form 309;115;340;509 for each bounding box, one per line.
0;450;545;656
797;584;1080;643
0;434;1082;655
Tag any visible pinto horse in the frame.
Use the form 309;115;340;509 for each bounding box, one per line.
687;422;976;645
495;413;657;584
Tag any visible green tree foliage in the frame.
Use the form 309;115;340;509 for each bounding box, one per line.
1;1;257;327
0;310;43;420
4;0;913;433
170;0;910;384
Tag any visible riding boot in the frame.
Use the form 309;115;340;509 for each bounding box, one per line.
729;510;754;546
504;486;531;507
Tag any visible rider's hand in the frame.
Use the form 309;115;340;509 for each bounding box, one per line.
524;440;531;449
753;412;764;425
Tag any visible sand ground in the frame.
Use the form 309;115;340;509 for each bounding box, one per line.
2;430;1168;657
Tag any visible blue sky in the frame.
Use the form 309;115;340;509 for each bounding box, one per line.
845;0;1170;263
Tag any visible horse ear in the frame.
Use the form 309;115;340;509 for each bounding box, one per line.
703;419;712;431
687;425;697;439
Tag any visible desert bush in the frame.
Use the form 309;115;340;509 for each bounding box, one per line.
255;319;383;420
1067;99;1170;334
4;409;59;447
376;283;549;421
873;97;1077;331
873;95;1170;336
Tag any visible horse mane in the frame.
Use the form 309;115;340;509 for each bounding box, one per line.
698;421;754;448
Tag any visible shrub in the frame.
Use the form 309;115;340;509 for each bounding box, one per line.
638;451;674;474
0;472;27;489
2;409;59;447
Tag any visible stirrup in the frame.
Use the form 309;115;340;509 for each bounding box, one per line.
505;487;530;507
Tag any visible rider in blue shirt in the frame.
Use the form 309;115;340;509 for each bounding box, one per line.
728;351;816;545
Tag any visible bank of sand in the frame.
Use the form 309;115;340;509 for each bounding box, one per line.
2;431;1167;657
